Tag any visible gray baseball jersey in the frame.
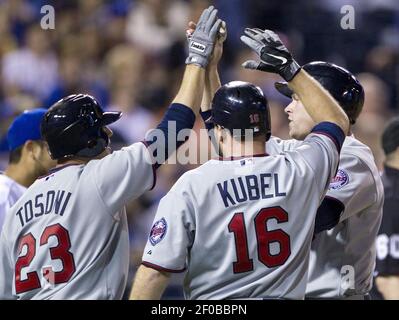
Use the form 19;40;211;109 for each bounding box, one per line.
142;132;340;299
0;142;154;299
0;173;27;234
267;135;384;298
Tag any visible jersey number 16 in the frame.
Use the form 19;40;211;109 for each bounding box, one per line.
228;206;291;273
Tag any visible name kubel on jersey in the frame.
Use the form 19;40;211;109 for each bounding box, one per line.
217;171;287;208
142;129;343;300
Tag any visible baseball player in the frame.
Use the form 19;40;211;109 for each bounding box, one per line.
0;109;56;234
262;62;384;300
373;117;399;299
130;27;349;300
0;6;222;300
191;24;384;300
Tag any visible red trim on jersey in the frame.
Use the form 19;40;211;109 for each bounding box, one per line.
142;261;186;273
214;153;269;161
37;163;82;180
140;141;157;190
311;131;340;153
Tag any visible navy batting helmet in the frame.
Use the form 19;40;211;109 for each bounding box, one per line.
275;61;364;125
209;81;271;140
41;94;122;159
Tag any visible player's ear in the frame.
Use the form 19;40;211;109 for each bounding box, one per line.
22;140;36;159
28;140;45;161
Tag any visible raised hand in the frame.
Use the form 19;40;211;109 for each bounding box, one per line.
240;28;301;81
185;6;222;68
187;20;226;68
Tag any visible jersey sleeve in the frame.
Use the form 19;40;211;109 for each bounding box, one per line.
93;142;155;215
325;155;376;222
266;136;303;154
145;103;196;169
141;188;195;273
288;122;344;195
375;198;399;276
0;232;14;299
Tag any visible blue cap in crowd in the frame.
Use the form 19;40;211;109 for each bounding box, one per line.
7;108;48;151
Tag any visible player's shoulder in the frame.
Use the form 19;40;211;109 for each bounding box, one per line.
266;136;303;154
330;137;383;197
342;136;373;156
119;141;147;152
267;136;286;147
87;142;150;168
334;155;376;190
340;136;379;174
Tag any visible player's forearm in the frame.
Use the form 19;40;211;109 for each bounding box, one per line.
288;70;349;134
145;66;204;168
376;276;399;300
145;65;203;169
129;265;171;300
201;65;221;112
172;65;205;115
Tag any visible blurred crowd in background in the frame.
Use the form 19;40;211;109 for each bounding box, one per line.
0;0;398;298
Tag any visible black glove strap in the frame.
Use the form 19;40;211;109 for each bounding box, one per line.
280;60;301;82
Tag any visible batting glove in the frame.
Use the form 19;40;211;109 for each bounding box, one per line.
240;28;301;81
186;6;222;68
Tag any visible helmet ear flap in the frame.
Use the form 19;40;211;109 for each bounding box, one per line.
76;111;105;154
342;87;363;125
76;127;108;158
99;127;110;146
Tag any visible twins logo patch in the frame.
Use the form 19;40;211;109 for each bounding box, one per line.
149;218;167;246
329;169;349;190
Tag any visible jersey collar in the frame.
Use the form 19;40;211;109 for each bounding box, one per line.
214;153;269;161
38;163;83;180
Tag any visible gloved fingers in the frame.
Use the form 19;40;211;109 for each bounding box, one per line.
204;7;218;34
209;18;222;39
197;5;213;30
244;28;265;43
240;35;263;54
241;60;260;70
